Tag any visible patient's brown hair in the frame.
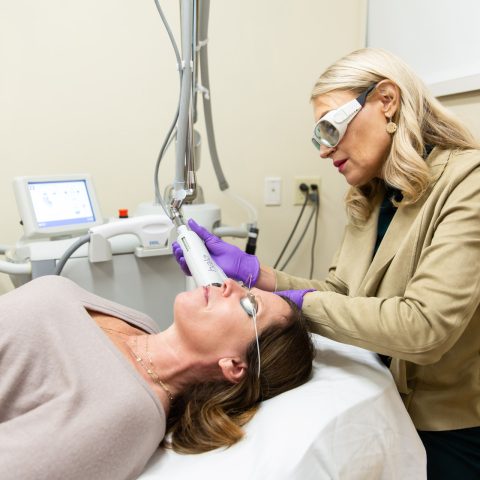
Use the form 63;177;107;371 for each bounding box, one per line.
164;300;315;454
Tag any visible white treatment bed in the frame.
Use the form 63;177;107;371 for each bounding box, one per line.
138;335;426;480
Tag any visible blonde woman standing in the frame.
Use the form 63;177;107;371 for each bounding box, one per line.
174;48;480;478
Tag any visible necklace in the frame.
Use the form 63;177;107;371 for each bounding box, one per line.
101;326;129;336
128;335;174;403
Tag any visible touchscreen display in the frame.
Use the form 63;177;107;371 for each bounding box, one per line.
28;180;96;228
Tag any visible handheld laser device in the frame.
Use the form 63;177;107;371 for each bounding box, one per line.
176;224;226;287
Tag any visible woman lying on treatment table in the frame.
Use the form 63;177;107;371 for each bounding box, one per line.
0;275;314;480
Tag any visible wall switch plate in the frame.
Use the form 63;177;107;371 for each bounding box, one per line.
264;177;282;205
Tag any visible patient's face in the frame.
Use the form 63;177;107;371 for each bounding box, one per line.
173;279;291;357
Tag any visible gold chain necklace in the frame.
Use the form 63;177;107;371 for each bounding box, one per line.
101;326;129;336
128;335;174;403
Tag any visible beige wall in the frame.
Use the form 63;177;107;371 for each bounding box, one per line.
0;0;366;294
440;91;480;138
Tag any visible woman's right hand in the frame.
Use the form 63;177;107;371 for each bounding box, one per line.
172;219;260;286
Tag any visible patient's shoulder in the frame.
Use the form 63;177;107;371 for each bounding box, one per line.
29;274;78;289
0;276;85;313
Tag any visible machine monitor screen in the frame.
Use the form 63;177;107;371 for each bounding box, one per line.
13;174;103;239
28;179;96;228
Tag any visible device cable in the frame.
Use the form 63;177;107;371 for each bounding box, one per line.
245;226;259;255
279;201;317;271
153;0;183;214
54;234;91;276
273;184;309;269
197;1;260;231
153;0;181;63
154;113;179;210
198;0;229;191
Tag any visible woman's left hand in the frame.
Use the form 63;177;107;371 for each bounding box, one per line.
274;289;315;309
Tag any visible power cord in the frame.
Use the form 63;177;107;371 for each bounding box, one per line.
273;183;309;268
245;226;259;254
275;182;320;276
309;184;320;279
279;198;317;271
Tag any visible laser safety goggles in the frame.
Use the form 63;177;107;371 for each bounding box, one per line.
239;282;261;379
311;83;377;150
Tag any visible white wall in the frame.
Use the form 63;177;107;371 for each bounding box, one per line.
367;0;480;96
0;0;367;294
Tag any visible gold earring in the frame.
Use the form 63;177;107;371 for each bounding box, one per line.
386;117;397;134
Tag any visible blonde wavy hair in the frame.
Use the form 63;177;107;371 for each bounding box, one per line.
163;299;315;454
311;48;479;223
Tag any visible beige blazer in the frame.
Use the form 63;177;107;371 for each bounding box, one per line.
276;148;480;431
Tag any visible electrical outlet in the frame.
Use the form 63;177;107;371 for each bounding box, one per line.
293;177;321;205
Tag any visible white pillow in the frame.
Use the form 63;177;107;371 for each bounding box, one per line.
139;335;426;480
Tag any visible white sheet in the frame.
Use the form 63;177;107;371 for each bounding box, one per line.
138;335;426;480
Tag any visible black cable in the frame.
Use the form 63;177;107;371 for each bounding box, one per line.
245;227;259;255
273;185;309;269
309;187;320;279
279;204;317;271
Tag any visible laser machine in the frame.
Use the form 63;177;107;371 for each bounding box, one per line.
0;0;257;329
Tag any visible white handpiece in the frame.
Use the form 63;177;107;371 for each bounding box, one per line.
177;225;227;287
88;215;174;262
89;215;173;246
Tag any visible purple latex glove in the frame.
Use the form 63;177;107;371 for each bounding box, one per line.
172;218;260;285
274;289;315;309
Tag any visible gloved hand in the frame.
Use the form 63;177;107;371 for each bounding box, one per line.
172;218;260;286
274;289;315;309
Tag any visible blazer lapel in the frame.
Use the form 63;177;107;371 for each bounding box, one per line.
358;148;450;295
340;201;380;296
